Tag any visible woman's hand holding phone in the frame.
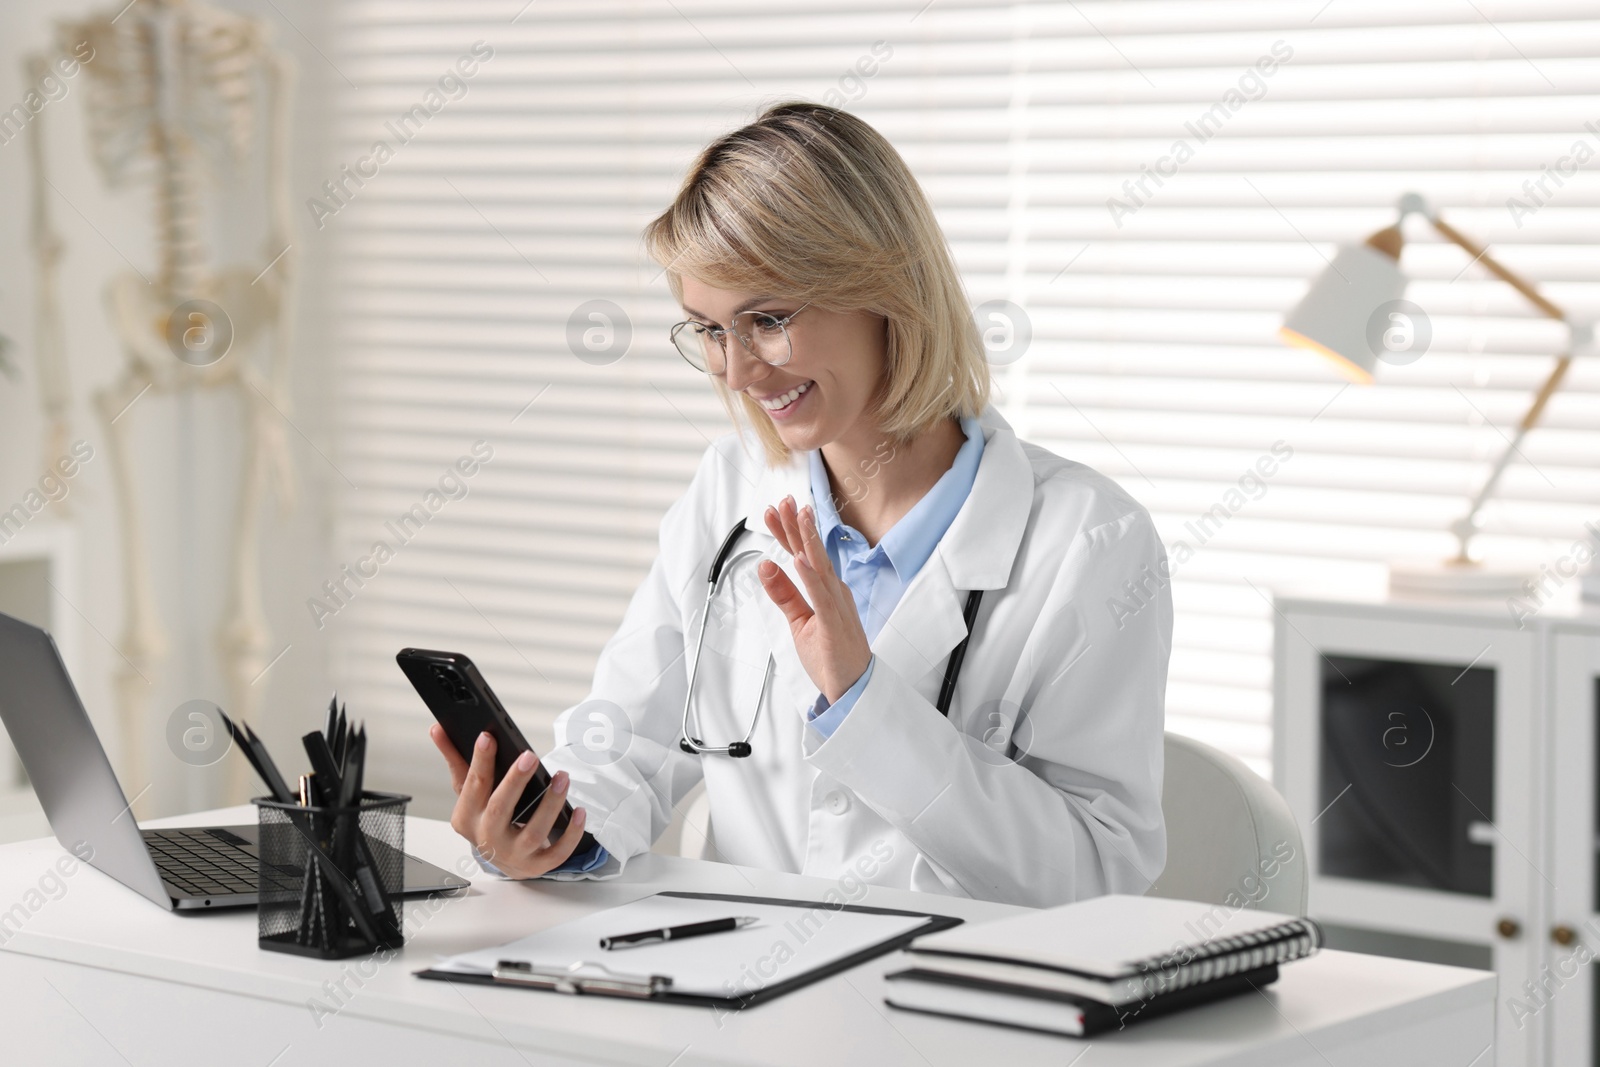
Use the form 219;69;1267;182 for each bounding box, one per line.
430;726;589;878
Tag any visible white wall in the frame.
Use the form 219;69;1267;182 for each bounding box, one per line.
0;0;343;819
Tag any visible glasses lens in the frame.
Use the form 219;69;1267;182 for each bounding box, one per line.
731;312;794;366
671;322;719;372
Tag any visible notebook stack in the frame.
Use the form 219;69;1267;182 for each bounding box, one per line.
884;894;1323;1038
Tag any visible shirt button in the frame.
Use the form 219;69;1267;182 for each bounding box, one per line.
824;790;851;816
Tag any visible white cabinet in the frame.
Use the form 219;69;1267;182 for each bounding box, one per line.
1548;620;1600;1066
1274;595;1600;1067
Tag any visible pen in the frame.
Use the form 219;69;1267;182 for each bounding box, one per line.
219;710;296;804
600;916;759;950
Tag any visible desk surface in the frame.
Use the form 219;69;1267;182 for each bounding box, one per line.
0;807;1496;1067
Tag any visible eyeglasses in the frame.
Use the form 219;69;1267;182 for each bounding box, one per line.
669;303;811;375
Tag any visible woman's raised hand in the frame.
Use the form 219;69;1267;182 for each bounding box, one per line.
757;495;873;703
430;725;589;879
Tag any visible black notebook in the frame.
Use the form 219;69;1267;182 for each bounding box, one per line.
884;894;1322;1037
886;962;1280;1037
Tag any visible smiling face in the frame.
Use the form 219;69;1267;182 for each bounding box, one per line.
679;276;889;456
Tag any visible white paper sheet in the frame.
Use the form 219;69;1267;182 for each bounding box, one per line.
430;894;931;999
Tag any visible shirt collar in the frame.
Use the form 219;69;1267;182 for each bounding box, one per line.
807;415;986;582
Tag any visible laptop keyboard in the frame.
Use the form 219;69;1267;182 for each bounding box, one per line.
143;828;259;897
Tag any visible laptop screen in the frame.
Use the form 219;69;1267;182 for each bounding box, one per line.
0;611;170;907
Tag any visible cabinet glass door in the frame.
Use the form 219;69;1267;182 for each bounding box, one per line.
1319;655;1495;896
1275;603;1538;1067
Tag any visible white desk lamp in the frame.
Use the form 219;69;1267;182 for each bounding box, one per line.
1280;192;1595;598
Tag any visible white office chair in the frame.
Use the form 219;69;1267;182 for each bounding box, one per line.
1146;731;1308;916
668;732;1309;916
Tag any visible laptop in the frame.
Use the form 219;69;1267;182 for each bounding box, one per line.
0;610;470;910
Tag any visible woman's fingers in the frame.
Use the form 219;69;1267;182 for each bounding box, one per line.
449;732;494;844
790;505;848;617
773;495;812;563
483;748;542;827
762;497;852;626
796;506;837;586
764;497;826;609
458;733;496;810
766;496;836;581
763;505;794;556
514;768;572;853
541;806;589;867
788;537;834;609
778;495;805;554
429;724;470;796
759;559;814;628
761;499;872;703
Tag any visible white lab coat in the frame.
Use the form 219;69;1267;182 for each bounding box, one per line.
540;407;1171;907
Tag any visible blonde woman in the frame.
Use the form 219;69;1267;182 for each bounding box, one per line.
432;102;1172;907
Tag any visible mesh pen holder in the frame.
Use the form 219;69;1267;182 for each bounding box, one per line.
254;791;409;959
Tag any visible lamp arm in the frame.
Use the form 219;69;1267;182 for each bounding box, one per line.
1449;351;1573;563
1418;211;1572;564
1426;215;1566;322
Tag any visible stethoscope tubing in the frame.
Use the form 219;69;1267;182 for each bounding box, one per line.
679;520;763;757
677;518;982;759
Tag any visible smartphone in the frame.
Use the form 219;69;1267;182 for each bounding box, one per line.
397;647;597;853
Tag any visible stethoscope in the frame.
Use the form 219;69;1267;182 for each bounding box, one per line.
678;518;984;758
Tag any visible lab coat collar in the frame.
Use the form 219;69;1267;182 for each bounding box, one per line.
936;407;1033;591
740;407;1033;691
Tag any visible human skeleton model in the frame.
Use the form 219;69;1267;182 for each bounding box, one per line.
26;0;297;804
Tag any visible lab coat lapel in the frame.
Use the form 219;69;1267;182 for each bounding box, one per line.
870;410;1035;690
869;553;968;689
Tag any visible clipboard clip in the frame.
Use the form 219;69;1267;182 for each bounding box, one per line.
491;959;674;998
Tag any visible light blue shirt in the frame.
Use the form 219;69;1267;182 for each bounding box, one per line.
539;414;984;875
550;832;609;873
805;416;985;737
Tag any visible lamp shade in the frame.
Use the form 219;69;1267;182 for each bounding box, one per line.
1279;241;1408;384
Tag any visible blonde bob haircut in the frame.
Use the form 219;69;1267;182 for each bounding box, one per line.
643;101;990;465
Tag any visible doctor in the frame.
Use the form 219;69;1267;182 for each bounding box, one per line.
431;102;1172;908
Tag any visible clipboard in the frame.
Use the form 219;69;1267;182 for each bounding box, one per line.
415;890;963;1008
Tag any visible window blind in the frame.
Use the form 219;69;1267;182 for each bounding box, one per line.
329;0;1600;807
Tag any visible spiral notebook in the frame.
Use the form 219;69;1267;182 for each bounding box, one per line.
885;894;1321;1036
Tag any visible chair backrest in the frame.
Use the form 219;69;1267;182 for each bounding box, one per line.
1147;732;1308;916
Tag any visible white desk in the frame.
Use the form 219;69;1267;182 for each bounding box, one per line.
0;806;1495;1066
